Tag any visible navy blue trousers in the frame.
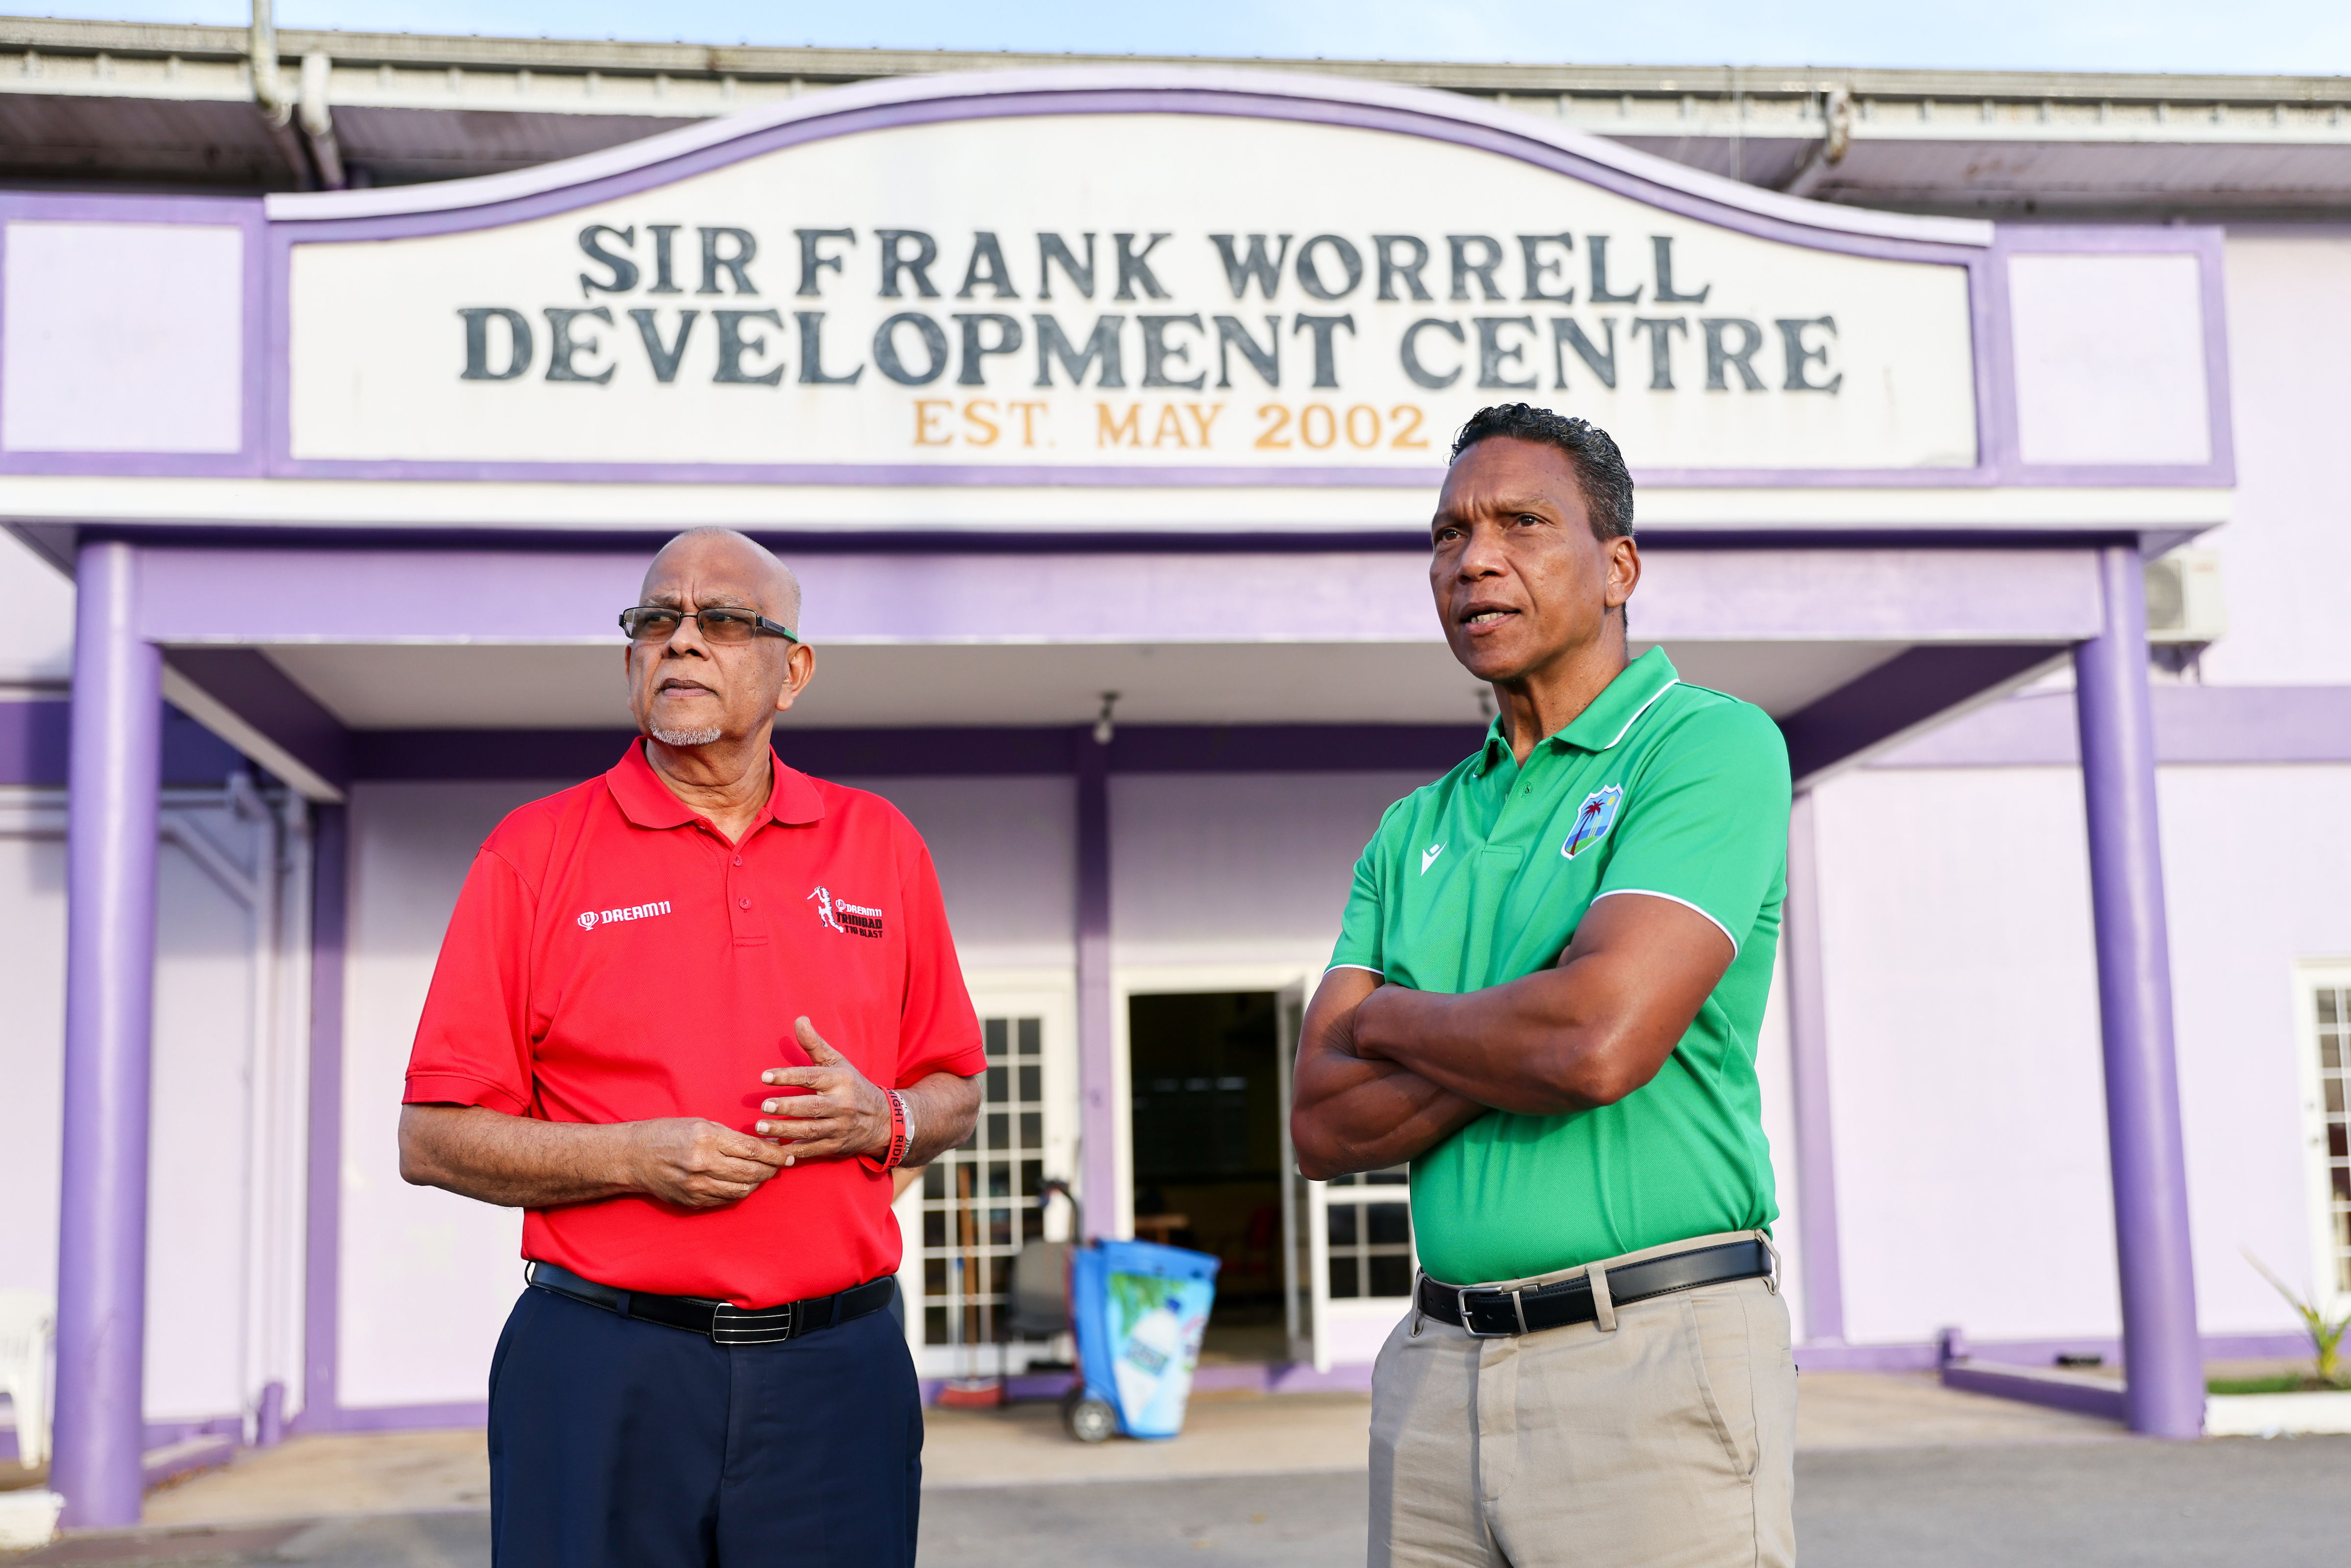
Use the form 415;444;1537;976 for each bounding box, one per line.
487;1285;922;1568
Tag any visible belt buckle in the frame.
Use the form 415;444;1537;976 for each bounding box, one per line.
710;1299;793;1346
1458;1286;1520;1338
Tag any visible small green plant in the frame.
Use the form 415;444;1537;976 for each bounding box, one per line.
2242;1250;2351;1389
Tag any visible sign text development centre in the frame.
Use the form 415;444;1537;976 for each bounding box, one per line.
287;114;1978;474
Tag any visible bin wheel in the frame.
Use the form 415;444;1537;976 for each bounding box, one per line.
1062;1390;1117;1444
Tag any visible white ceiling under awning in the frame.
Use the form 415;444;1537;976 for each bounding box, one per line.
259;637;1912;730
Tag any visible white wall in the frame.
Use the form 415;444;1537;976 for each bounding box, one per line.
0;791;286;1424
0;527;71;688
2206;231;2351;687
338;781;548;1410
836;775;1075;971
1812;759;2347;1346
1107;772;1430;970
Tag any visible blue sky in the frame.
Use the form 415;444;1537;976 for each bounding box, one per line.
21;0;2351;74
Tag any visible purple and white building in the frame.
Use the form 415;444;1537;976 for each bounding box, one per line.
0;20;2345;1528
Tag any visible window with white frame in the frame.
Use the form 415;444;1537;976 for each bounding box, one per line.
915;1015;1047;1348
1323;1168;1415;1299
2312;975;2351;1298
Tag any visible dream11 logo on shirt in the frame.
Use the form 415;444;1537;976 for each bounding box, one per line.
808;885;886;939
576;900;674;930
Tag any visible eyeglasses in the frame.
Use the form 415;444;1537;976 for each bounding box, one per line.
619;605;799;644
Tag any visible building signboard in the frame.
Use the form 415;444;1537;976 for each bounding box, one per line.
285;111;1980;478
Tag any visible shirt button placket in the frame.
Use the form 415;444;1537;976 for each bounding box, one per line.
727;848;749;939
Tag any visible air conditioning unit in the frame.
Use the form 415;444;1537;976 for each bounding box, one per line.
2144;548;2226;646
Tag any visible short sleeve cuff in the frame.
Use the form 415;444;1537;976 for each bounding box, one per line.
897;1041;989;1088
402;1072;531;1116
1587;888;1742;957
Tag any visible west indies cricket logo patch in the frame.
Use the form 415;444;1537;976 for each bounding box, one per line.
1562;785;1623;859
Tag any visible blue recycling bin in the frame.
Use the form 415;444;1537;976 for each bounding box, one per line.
1064;1238;1220;1441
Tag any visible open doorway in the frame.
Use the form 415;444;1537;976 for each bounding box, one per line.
1127;990;1287;1364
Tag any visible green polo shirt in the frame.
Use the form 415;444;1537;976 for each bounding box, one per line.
1329;648;1791;1285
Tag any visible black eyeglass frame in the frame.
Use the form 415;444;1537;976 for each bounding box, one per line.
618;605;800;644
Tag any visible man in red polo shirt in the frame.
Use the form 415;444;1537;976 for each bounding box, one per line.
398;527;984;1568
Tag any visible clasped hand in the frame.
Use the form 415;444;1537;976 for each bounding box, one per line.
623;1017;887;1210
756;1016;891;1163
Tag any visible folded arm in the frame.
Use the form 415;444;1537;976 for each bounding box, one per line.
1289;966;1488;1181
1351;892;1734;1116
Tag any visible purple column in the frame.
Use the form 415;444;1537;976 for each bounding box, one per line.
1782;790;1847;1344
54;541;163;1526
2074;543;2203;1439
1073;731;1117;1241
299;805;348;1434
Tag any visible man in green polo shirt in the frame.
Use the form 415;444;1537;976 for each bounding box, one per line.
1291;403;1794;1568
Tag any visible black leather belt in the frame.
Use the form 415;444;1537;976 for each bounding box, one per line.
528;1260;897;1347
1417;1238;1773;1338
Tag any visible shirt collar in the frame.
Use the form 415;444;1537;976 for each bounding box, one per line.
604;740;827;832
1473;648;1681;774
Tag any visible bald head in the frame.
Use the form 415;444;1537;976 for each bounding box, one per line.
643;527;803;632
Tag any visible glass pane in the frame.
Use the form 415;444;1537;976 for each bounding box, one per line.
989;1207;1012;1246
2320;990;2342;1025
1019;1065;1042;1103
922;1210;946;1248
1328;1174;1357;1188
1020;1159;1042;1197
925;1306;949;1345
985;1018;1009;1056
987;1066;1009;1104
1367;1168;1409;1185
1369;1256;1415;1297
2330;1124;2348;1159
1020;1112;1042;1149
924;1258;947;1296
1329;1256;1361;1299
1018;1018;1041;1054
1327;1205;1359;1246
988;1160;1010;1198
1022;1209;1044;1243
987;1112;1009;1148
2323;1036;2343;1070
1368;1203;1412;1245
2326;1080;2345;1115
2334;1165;2351;1200
923;1165;945;1200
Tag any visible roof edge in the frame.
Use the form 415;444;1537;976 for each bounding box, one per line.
261;64;1995;249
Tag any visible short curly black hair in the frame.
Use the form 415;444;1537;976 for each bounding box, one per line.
1448;404;1635;541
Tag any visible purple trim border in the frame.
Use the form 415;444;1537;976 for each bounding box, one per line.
259;84;2012;493
1983;224;2236;490
0;77;2235;497
0;192;269;478
295;805;348;1438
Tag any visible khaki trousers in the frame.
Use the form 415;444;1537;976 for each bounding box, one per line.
1368;1233;1796;1568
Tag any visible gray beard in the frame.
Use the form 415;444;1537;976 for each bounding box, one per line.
649;725;723;747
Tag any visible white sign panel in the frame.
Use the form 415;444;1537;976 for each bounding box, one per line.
288;114;1979;474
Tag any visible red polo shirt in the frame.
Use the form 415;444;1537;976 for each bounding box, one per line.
404;743;985;1307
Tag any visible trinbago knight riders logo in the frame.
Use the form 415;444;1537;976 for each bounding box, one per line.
1562;785;1624;859
808;885;886;939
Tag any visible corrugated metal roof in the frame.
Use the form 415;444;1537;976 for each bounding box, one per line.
0;15;2345;213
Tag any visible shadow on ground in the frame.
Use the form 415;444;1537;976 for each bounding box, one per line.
15;1435;2351;1567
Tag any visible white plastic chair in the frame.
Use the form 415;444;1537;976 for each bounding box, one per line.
0;1291;54;1471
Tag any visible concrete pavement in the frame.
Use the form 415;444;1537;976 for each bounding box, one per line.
11;1377;2347;1566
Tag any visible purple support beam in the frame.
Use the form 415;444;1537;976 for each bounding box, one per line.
2074;543;2203;1439
54;541;164;1527
1073;727;1117;1241
298;805;348;1435
1782;791;1846;1344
